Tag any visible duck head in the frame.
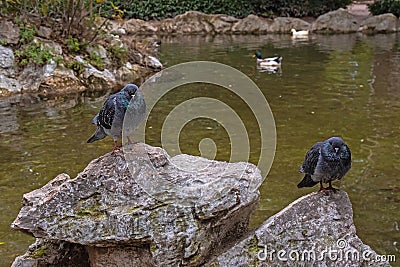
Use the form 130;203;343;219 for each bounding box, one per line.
253;51;263;59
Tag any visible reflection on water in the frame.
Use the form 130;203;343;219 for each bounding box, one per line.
0;33;399;266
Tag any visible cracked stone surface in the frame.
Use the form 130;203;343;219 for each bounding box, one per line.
11;143;261;266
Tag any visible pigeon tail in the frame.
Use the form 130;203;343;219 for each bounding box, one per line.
297;174;318;188
87;127;107;143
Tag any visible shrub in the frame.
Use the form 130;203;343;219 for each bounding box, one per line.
98;0;351;20
14;43;55;66
368;0;400;17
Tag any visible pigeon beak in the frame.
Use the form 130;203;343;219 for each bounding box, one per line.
334;147;339;153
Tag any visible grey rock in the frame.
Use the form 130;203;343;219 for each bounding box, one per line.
124;19;160;35
311;8;359;33
160;11;214;34
86;44;108;59
0;45;20;92
37;26;53;39
11;143;262;266
209;15;238;33
359;13;399;33
231;15;272;34
0;74;21;92
269;17;310;33
18;60;59;92
145;55;163;69
75;55;116;90
33;37;63;55
0;20;20;44
0;45;15;69
39;65;84;93
208;191;392;267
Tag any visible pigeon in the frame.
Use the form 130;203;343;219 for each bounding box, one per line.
297;136;351;192
87;84;146;152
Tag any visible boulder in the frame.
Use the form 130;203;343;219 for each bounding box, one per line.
160;11;214;34
124;19;159;35
311;8;359;33
39;65;85;94
0;46;21;93
75;55;117;91
359;13;399;33
208;191;392;267
0;19;20;44
231;15;272;34
18;61;57;92
11;143;262;266
0;74;21;93
269;17;310;33
209;14;238;33
0;45;15;69
36;26;53;39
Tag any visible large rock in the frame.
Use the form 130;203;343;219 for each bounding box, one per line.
231;15;272;34
0;45;21;93
208;191;392;267
311;8;360;33
269;17;310;33
18;61;57;92
0;19;20;44
359;13;399;33
123;19;160;35
160;11;214;34
11;143;262;266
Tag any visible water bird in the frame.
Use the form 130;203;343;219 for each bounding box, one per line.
291;28;309;37
87;84;146;152
253;51;282;67
297;137;351;192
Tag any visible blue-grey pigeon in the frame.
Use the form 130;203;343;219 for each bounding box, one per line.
297;136;351;191
87;84;146;152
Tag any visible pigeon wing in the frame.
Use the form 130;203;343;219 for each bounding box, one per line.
98;96;116;129
300;142;322;175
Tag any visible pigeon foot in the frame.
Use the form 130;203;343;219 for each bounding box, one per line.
326;181;338;193
112;140;122;154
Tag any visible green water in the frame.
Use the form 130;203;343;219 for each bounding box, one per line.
1;33;399;266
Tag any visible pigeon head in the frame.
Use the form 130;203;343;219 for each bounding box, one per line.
122;84;139;99
323;137;350;159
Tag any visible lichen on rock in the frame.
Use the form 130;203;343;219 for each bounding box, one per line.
11;143;262;266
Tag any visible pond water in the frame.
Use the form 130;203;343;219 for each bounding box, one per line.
0;33;399;266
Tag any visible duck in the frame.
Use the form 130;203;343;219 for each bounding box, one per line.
253;51;282;67
291;28;309;37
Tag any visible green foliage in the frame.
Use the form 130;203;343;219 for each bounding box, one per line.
98;0;351;19
107;42;127;66
89;51;105;69
66;36;82;52
14;42;55;66
31;245;47;259
14;21;58;66
17;22;35;44
66;60;85;75
368;0;400;17
246;0;352;18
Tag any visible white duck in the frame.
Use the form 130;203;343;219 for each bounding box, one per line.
291;28;309;37
253;51;282;67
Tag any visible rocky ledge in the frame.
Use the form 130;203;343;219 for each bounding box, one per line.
111;8;399;35
11;143;391;266
1;8;399;96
